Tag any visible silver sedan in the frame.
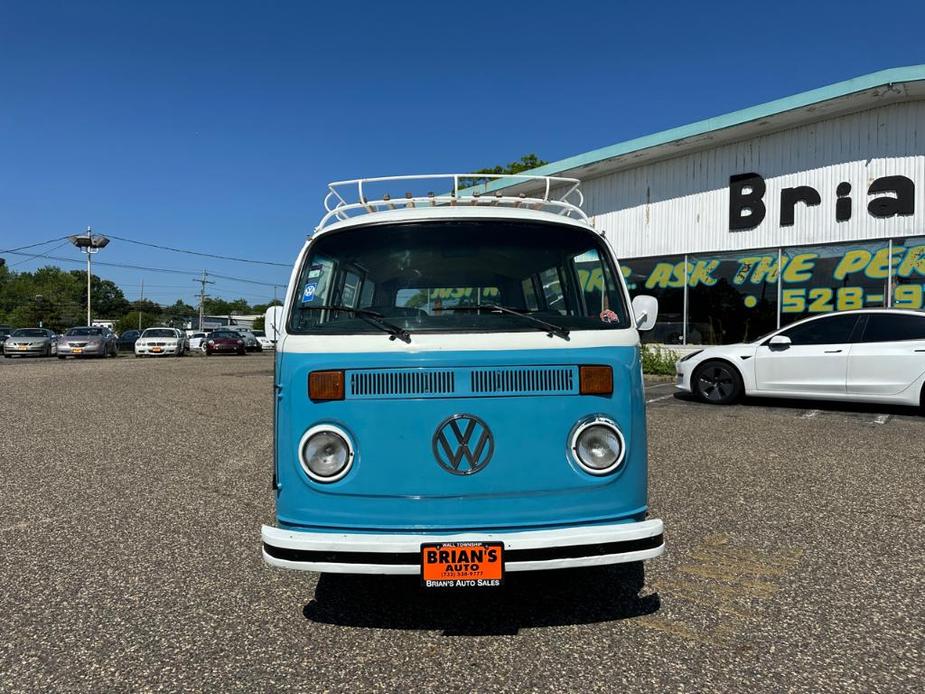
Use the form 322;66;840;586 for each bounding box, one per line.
57;326;118;358
2;328;57;357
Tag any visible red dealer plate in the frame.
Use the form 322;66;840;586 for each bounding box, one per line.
421;542;504;588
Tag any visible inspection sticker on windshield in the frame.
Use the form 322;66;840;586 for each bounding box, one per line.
421;542;503;588
301;282;317;303
307;264;323;279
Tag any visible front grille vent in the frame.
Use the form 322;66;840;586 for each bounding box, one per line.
470;367;575;395
350;370;455;398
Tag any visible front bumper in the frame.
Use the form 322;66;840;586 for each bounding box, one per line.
262;518;664;575
135;345;179;355
4;343;48;354
675;362;693;393
58;344;102;355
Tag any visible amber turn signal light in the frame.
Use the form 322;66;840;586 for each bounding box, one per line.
309;370;345;401
579;365;613;395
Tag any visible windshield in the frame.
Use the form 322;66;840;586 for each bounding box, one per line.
212;331;239;339
288;220;629;336
11;329;48;337
142;329;176;338
67;327;104;336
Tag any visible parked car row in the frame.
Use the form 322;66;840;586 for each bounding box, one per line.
2;324;274;359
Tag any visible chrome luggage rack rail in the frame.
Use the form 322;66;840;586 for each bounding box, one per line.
318;173;587;230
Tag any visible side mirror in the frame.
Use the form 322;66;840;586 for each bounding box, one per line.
631;295;659;332
265;305;284;342
768;335;791;349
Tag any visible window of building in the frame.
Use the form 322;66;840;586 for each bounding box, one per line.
688;250;778;345
891;236;925;311
622;255;685;344
779;241;889;327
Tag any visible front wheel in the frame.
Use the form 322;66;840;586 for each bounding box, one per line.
693;360;743;405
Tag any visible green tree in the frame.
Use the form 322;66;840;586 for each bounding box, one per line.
162;299;196;328
460;154;549;190
202;297;251;315
115;311;160;335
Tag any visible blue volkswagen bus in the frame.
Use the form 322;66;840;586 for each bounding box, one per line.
262;174;663;588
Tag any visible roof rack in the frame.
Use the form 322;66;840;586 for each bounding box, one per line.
318;173;587;230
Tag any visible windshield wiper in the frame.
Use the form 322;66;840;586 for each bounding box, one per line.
447;303;570;340
298;304;412;343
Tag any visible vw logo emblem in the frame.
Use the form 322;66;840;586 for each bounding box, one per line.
432;414;494;475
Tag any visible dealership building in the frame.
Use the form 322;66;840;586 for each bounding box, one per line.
492;66;925;345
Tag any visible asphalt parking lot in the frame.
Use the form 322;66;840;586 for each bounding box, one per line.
1;355;922;692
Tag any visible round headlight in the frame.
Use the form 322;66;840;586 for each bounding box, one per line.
570;418;625;475
299;426;354;482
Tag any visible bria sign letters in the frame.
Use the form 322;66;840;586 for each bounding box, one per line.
729;172;915;231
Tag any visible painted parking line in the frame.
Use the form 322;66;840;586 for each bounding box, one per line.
646;393;677;404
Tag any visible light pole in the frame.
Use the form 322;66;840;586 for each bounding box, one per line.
69;227;110;326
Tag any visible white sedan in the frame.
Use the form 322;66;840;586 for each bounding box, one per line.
675;309;925;409
135;327;186;357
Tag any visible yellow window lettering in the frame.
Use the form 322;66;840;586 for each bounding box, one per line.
733;258;757;285
782;253;818;283
807;288;834;313
688;260;719;287
866;246;903;279
897;245;925;278
893;285;923;309
749;256;779;284
646;262;685;289
781;288;805;313
836;287;864;311
833;249;871;280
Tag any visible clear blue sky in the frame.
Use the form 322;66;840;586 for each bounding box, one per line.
2;0;924;307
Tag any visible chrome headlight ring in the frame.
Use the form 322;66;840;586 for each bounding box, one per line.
568;416;626;476
297;423;356;483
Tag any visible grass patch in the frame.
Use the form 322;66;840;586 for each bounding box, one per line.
641;344;679;375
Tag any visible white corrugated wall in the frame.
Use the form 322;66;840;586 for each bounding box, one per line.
583;100;925;258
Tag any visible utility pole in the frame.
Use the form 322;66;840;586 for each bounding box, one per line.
194;270;215;331
138;278;144;331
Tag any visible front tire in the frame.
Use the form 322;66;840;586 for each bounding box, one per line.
693;360;743;405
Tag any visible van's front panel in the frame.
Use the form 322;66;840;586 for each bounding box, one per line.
275;345;647;532
263;208;664;576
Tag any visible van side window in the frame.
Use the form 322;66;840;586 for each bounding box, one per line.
573;249;611;315
340;270;362;308
522;278;539;311
539;267;566;314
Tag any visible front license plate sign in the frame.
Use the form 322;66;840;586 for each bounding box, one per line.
421;542;503;588
72;348;82;353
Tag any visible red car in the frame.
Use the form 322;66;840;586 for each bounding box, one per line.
205;329;247;356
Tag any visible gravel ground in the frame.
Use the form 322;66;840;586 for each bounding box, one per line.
0;354;922;692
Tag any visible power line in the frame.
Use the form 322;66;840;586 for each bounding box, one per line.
9;240;72;267
0;236;71;254
104;234;290;267
4;250;280;287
